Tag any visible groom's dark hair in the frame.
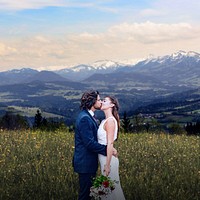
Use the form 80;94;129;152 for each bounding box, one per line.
80;90;99;110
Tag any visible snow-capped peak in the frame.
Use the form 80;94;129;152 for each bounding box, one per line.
171;50;187;58
187;51;200;60
5;68;38;74
143;50;200;65
170;50;200;59
90;60;121;69
73;64;94;72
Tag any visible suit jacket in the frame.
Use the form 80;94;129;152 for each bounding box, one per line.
73;109;107;173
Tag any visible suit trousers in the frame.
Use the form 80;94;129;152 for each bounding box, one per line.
78;173;96;200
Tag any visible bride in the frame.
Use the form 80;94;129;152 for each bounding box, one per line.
98;96;125;200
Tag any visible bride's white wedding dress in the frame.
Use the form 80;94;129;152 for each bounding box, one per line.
98;116;125;200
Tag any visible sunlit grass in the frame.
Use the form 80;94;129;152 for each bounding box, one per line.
117;133;200;200
0;130;199;200
0;129;78;200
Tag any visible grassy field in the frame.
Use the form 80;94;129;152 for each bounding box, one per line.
0;129;199;200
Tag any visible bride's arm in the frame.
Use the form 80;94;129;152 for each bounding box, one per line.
104;118;115;176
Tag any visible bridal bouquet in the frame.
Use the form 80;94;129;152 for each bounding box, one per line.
90;175;117;199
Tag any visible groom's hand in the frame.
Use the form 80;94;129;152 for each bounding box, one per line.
112;147;118;157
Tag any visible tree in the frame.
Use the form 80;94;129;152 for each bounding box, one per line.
0;112;29;130
34;109;43;128
33;110;67;131
144;122;150;133
121;111;132;133
133;113;144;133
185;121;200;135
169;123;186;135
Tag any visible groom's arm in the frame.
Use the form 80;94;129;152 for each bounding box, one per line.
79;117;107;156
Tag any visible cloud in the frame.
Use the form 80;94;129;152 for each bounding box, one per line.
0;42;17;56
0;0;65;10
0;0;114;11
108;22;200;43
0;21;200;71
70;22;198;46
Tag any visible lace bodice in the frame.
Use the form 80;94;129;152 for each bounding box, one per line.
97;116;118;145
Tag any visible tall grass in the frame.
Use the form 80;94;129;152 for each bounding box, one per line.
0;129;78;200
117;133;200;200
0;129;199;200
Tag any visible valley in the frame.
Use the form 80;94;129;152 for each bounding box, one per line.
0;51;199;128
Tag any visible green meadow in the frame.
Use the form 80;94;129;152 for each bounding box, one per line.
0;129;199;200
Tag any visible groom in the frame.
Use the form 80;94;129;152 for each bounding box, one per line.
73;90;117;200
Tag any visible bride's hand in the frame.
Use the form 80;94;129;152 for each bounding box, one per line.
112;147;118;157
103;164;111;176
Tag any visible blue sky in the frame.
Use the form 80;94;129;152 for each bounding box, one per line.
0;0;200;71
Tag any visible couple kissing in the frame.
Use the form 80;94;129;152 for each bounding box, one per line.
73;90;125;200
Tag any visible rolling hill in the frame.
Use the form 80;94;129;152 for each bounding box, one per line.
0;51;199;125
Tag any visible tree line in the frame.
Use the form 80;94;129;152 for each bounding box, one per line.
0;110;70;131
0;110;199;135
121;111;200;135
185;121;200;135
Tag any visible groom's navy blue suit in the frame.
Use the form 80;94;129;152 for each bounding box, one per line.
73;109;107;200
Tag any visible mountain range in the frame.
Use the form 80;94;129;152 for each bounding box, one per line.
0;50;199;125
0;50;199;87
